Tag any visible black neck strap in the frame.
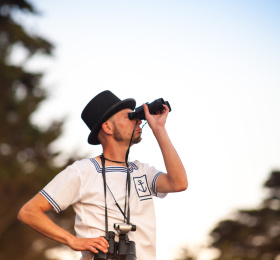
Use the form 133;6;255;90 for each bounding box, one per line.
101;154;126;164
100;120;139;236
100;155;109;238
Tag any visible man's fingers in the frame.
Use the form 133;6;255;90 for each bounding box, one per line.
88;238;109;254
89;244;106;254
162;104;169;114
89;246;99;254
143;103;150;115
95;237;109;250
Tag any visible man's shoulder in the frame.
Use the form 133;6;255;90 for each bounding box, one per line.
68;158;98;174
130;160;156;172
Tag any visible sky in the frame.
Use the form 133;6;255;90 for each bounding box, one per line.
15;0;280;259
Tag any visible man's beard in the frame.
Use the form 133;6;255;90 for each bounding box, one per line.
113;125;142;144
132;135;142;144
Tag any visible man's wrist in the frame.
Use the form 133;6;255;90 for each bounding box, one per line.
152;126;167;139
65;233;77;247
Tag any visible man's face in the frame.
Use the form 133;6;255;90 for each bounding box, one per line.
110;108;142;144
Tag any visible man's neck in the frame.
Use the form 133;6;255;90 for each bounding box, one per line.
102;143;131;163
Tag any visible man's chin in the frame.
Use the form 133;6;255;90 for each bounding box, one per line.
132;136;142;144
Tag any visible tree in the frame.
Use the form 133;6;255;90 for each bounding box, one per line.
175;170;280;260
209;170;280;260
174;247;198;260
0;1;75;259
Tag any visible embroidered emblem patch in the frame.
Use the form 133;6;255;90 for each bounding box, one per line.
133;175;152;200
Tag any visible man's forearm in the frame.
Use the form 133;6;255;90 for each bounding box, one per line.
18;201;74;246
142;103;188;192
153;126;188;192
18;194;109;253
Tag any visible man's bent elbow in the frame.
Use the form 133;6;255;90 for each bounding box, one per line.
177;172;188;192
18;206;27;223
18;204;33;224
173;179;188;192
177;181;188;192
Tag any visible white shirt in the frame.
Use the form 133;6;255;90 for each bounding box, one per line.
40;158;166;260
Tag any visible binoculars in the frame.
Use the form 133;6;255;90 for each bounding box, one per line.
94;232;136;260
128;98;171;120
94;223;136;260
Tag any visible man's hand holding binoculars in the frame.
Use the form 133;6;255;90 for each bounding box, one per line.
142;103;169;135
68;236;109;254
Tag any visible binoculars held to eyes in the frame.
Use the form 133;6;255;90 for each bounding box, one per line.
128;98;171;120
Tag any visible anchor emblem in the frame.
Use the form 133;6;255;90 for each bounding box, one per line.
137;180;147;192
133;175;151;198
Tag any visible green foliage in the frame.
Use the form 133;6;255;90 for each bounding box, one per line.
209;171;280;260
0;1;75;259
174;247;198;260
176;171;280;260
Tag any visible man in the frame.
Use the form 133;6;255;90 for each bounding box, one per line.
18;90;188;260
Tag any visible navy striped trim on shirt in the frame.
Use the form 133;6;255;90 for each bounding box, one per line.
90;158;138;173
152;172;163;196
40;189;61;213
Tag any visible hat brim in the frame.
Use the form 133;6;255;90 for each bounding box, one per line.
88;98;136;145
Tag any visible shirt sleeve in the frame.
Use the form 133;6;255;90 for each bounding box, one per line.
40;162;82;213
136;161;167;199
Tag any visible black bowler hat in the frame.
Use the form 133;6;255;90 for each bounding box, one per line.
81;90;136;145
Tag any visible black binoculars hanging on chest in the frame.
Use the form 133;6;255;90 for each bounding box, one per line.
94;222;137;260
94;232;136;260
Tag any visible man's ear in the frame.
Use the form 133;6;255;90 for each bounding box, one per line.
101;121;113;135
